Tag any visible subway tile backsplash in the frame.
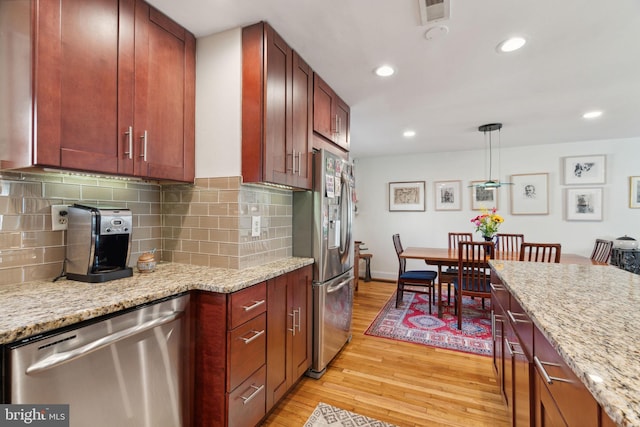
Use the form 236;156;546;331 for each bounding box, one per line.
0;171;293;286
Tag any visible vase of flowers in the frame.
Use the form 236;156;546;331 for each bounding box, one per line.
471;208;504;255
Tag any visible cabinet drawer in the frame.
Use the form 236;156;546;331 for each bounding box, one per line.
490;278;510;312
508;295;533;358
228;365;266;427
229;282;267;329
533;327;598;427
228;313;266;391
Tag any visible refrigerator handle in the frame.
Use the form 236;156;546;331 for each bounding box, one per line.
327;276;353;294
338;170;353;265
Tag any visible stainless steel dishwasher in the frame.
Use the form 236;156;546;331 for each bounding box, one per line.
8;293;192;427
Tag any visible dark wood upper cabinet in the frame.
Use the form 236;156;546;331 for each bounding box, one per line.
313;73;350;151
5;0;195;182
132;1;195;182
242;22;313;190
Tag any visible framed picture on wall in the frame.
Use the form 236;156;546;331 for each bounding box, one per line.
563;155;606;185
389;181;425;211
510;173;549;215
630;176;640;208
434;180;462;210
470;181;499;210
565;188;603;221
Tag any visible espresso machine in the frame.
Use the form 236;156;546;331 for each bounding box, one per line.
66;204;133;283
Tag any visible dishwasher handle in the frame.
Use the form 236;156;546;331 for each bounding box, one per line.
26;310;183;375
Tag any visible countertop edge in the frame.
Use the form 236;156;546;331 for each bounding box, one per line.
490;260;638;427
0;258;314;346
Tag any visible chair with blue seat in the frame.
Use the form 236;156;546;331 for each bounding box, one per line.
453;241;493;330
393;234;438;311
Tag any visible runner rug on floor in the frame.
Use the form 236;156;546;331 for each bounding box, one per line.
364;291;492;356
304;402;397;427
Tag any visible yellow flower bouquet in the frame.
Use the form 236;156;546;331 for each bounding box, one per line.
471;208;504;239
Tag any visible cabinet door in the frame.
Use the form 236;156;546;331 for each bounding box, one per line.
133;1;195;181
266;275;289;410
36;0;124;174
313;74;334;142
334;96;350;150
290;52;313;189
289;265;312;379
262;24;291;186
535;373;568;427
533;328;598;427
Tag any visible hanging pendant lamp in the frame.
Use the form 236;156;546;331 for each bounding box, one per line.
469;123;513;188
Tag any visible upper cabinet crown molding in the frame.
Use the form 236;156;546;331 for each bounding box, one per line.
0;0;195;182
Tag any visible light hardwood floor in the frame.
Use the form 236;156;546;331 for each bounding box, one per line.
261;279;510;427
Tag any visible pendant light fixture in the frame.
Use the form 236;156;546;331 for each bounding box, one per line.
469;123;513;188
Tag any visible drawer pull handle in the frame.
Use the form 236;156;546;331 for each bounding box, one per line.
240;384;264;405
534;356;573;385
239;329;265;344
490;283;505;292
242;299;265;312
507;310;531;324
504;338;524;356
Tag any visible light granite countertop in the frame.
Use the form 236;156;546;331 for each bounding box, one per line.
0;257;313;346
490;260;640;427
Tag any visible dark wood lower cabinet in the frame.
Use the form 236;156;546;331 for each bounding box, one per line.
535;373;568;427
195;265;311;427
492;274;603;427
533;328;598;427
266;265;312;410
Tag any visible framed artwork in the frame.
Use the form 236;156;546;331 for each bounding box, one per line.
510;173;549;215
630;176;640;208
389;181;425;211
563;155;606;185
470;181;499;210
434;180;462;211
566;188;603;221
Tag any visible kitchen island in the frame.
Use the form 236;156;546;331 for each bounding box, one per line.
0;257;313;345
490;260;640;427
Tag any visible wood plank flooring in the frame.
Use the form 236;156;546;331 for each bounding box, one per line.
261;280;510;427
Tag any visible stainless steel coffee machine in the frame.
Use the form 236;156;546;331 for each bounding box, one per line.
66;204;133;283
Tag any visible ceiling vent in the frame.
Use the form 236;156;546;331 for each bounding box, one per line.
419;0;450;25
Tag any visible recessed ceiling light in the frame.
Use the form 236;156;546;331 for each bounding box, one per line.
403;130;416;138
374;65;395;77
583;110;603;119
497;36;526;53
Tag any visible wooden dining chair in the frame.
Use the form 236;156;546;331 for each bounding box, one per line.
590;239;613;263
438;232;474;305
452;241;493;330
519;242;561;263
495;233;524;253
393;234;438;311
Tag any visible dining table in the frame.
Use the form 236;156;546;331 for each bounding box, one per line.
400;247;606;318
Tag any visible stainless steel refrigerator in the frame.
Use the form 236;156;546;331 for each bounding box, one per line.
293;149;355;378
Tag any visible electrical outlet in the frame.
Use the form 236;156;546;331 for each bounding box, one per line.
251;215;261;237
51;205;69;231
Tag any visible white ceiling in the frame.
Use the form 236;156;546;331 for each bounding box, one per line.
146;0;640;159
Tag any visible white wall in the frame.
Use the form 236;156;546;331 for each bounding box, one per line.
195;28;242;178
353;137;640;280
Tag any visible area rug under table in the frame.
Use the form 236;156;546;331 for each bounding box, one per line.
304;402;397;427
365;291;492;356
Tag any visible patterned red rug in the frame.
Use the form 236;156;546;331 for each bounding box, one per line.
364;291;493;356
